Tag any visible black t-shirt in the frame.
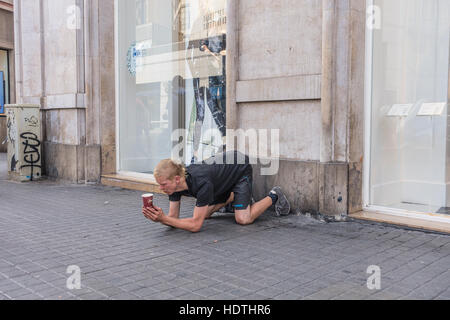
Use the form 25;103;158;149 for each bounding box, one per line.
169;151;252;207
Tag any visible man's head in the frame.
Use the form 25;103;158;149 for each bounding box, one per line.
154;159;186;195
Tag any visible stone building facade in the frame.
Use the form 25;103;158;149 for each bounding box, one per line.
11;0;450;231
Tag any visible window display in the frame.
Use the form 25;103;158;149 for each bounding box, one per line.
368;0;450;213
117;0;227;174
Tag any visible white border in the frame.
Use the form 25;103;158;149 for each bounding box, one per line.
362;0;450;225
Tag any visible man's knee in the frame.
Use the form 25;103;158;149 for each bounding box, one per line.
235;211;253;226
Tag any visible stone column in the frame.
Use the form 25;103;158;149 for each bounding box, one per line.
320;0;335;164
347;1;367;214
83;0;102;182
97;0;115;175
319;0;366;216
226;0;239;149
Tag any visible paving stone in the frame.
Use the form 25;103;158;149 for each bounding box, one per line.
78;292;109;300
110;292;141;300
255;286;284;298
14;293;43;300
164;287;192;298
273;291;303;300
364;291;403;300
228;288;253;298
44;292;79;300
175;293;206;300
97;286;126;297
118;282;147;293
3;287;34;299
239;293;272;300
132;287;159;298
32;286;65;297
193;286;223;298
142;291;175;300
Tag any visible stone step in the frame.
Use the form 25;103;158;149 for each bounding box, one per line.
350;211;450;235
101;173;162;194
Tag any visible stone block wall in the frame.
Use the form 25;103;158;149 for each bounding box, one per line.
228;0;366;215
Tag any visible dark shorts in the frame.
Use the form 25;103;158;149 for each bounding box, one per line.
212;172;253;210
231;175;253;211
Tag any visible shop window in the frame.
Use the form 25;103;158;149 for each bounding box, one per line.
0;49;9;115
367;0;450;213
117;0;227;174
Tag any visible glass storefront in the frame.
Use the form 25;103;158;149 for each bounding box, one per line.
368;0;450;213
0;49;9;115
117;0;227;175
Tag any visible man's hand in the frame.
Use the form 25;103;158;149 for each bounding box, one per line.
142;206;165;223
142;204;208;233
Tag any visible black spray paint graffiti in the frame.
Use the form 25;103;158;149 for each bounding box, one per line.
10;155;18;172
24;116;39;127
6;110;16;147
6;110;18;173
20;132;42;181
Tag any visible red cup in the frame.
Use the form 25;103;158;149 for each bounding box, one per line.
142;193;154;209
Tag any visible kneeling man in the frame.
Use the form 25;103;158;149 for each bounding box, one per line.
142;151;290;233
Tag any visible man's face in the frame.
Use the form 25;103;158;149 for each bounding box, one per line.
156;176;179;195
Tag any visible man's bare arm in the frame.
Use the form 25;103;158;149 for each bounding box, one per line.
143;205;209;233
168;201;181;219
160;206;209;233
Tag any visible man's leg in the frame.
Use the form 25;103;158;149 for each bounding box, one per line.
232;175;266;225
235;186;290;225
205;193;234;219
235;197;272;225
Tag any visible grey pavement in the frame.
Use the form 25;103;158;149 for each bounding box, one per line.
0;153;449;300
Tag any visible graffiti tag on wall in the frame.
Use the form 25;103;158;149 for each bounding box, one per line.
20;132;42;181
24;116;39;127
6;109;16;147
6;106;42;181
6;108;18;172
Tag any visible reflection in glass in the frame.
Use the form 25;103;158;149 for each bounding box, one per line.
118;0;227;174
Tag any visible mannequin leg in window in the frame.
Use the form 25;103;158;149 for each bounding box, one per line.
207;76;227;154
192;78;207;164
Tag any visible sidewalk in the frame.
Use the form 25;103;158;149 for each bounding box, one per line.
0;153;449;300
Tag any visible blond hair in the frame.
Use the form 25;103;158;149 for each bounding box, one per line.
154;159;186;180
